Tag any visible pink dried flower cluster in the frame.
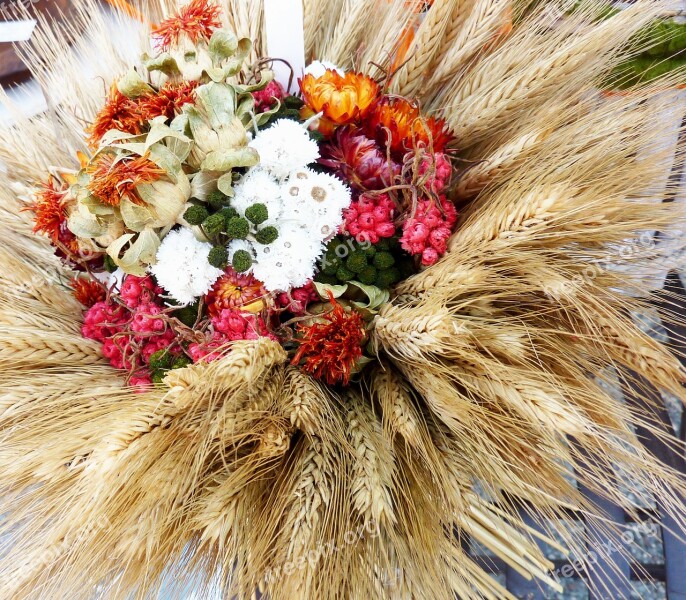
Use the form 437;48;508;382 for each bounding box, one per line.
343;193;396;244
400;196;457;266
276;281;319;315
252;80;285;113
82;275;176;389
188;309;276;362
419;152;452;193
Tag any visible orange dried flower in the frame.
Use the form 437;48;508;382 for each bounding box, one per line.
205;268;268;317
152;0;222;51
72;277;107;308
87;153;165;207
27;176;70;241
365;96;453;156
300;70;380;126
139;81;198;121
87;84;145;148
291;295;366;386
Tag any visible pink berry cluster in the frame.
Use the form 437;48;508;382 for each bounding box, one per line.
276;281;319;315
82;275;177;389
419;152;452;194
252;80;285;113
188;309;275;362
400;196;458;266
343;193;397;244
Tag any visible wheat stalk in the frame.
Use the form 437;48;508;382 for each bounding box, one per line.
345;389;396;526
390;0;461;97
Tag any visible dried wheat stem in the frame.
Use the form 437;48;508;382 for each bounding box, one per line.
426;0;509;97
455;128;549;199
373;304;466;359
393;264;487;296
390;0;461;98
369;363;424;448
0;330;104;367
345;390;396;526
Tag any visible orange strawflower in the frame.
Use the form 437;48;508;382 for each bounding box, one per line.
291;294;366;386
87;84;145;148
365;96;453;156
152;0;222;51
87;153;165;207
205;268;268;317
27;176;71;242
300;70;380;126
72;277;107;308
139;81;198;121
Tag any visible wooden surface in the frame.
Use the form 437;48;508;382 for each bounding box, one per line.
0;0;72;80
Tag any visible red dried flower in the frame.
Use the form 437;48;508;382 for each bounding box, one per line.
152;0;222;51
87;152;165;207
291;295;366;386
320;126;400;191
72;277;107;308
139;81;198;121
27;176;70;242
87;84;145;148
365;96;453;157
205;268;268;317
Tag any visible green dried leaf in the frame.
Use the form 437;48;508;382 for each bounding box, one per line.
107;229;160;276
142;52;181;76
190;171;220;200
117;69;154;99
201;147;258;172
313;281;349;300
217;172;235;197
209;30;238;63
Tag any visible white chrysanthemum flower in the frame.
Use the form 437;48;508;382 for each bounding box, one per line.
151;227;223;305
281;168;353;241
252;223;324;292
304;60;344;78
249;119;320;180
231;168;284;225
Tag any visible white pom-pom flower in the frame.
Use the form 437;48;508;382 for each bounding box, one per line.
281;168;352;242
231;168;284;225
252;223;324;292
249;119;320;180
151;227;223;305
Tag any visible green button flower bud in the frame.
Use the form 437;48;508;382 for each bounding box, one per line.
232;249;253;273
208;245;229;269
203;213;226;236
255;225;279;245
226;217;250;239
245;203;268;225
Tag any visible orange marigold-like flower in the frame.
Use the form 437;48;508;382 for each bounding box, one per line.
152;0;222;51
26;176;70;241
205;268;268;317
139;81;198;121
87;153;165;207
87;84;145;148
291;295;366;386
300;70;380;126
72;277;107;308
365;96;453;157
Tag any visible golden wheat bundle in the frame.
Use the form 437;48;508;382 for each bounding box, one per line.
1;0;686;598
